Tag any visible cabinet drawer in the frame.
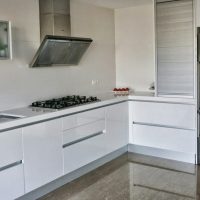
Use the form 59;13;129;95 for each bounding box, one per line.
0;129;23;168
62;108;105;130
132;124;196;154
132;101;195;129
0;164;24;200
63;132;105;174
63;120;105;146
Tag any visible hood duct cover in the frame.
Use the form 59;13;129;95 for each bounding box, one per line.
30;0;93;67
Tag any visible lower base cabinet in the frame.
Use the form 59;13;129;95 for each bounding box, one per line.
62;107;107;174
132;124;196;154
63;103;129;174
0;100;196;198
0;164;24;200
23;119;63;192
130;101;197;163
63;132;106;174
0;129;24;199
105;102;129;153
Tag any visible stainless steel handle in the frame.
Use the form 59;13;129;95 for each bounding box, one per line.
133;121;194;131
0;160;22;172
63;130;105;148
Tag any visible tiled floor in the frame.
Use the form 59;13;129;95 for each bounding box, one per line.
40;153;199;200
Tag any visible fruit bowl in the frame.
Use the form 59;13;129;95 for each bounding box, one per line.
112;88;130;96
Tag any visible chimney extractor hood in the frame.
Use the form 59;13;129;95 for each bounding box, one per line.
30;35;92;67
30;0;93;68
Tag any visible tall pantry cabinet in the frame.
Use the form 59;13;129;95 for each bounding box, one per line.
155;0;195;97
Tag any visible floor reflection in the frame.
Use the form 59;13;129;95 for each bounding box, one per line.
41;153;198;200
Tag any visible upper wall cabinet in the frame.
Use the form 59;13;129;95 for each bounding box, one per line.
156;0;194;97
0;21;12;60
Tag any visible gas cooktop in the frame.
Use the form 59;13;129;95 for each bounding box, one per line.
31;95;100;110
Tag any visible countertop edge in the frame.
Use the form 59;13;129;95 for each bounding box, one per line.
0;94;196;132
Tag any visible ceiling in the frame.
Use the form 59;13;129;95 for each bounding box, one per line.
77;0;152;9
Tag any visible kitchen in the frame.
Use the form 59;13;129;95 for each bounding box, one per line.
0;0;199;199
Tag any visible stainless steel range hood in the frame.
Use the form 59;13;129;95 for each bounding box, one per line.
30;0;93;67
30;35;92;67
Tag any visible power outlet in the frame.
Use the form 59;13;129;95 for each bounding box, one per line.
91;80;99;86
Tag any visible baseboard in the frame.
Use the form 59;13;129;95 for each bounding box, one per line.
17;146;128;200
128;144;196;164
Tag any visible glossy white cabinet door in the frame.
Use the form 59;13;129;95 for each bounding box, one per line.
0;129;23;168
132;101;196;129
63;108;106;175
0;165;24;200
23;119;63;192
63;132;106;174
132;124;196;154
63;120;105;145
62;108;105;130
0;128;24;200
105;102;129;153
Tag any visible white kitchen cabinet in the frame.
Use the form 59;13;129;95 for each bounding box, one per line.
63;103;129;174
105;102;129;153
0;129;24;200
131;101;196;129
63;108;106;174
63;119;105;145
0;165;24;200
0;129;23;168
23;119;63;192
63;130;106;174
132;124;196;154
130;100;197;163
62;108;105;130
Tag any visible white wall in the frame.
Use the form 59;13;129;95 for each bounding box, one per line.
0;0;116;110
115;2;155;92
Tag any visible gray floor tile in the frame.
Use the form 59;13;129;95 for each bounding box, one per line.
40;153;198;200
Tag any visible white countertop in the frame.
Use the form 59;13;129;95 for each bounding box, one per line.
0;92;196;132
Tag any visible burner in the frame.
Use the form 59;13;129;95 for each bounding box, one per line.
31;95;100;110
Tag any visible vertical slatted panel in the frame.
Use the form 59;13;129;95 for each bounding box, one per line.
156;0;194;96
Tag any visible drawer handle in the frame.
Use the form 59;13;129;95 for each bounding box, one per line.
0;160;22;172
63;130;105;148
133;121;194;131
